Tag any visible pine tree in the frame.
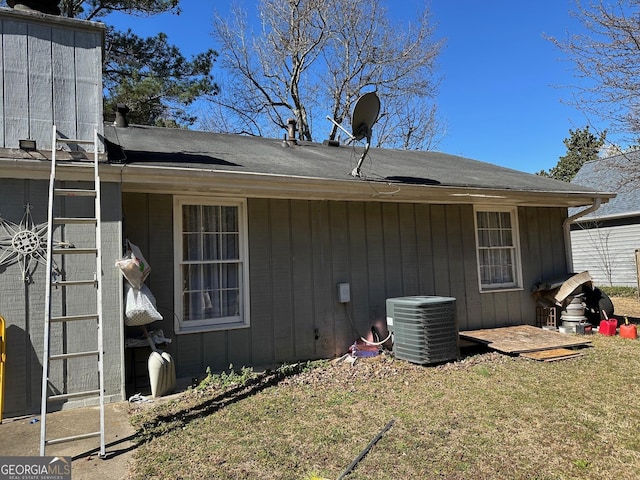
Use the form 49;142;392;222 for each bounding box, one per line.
538;126;606;182
102;28;217;126
0;1;218;126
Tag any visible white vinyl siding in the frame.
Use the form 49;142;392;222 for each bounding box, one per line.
571;221;640;287
173;196;250;333
474;206;522;292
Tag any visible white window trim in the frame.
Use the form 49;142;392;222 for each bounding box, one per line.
473;205;523;293
173;196;250;334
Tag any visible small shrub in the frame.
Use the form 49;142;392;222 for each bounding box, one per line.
600;286;637;298
194;360;327;392
573;459;590;469
196;364;258;391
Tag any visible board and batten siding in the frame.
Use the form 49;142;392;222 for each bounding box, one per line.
0;179;124;418
571;220;640;287
0;10;104;150
122;193;568;377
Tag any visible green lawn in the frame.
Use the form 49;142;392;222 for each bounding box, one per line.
127;334;640;480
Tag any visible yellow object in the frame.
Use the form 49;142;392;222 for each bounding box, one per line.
0;316;5;423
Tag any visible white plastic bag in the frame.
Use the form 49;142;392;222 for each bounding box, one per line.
115;240;151;288
125;283;162;326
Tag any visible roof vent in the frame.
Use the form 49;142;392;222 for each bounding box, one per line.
283;118;298;147
8;0;61;15
114;104;130;128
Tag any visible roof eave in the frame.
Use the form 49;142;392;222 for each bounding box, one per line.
572;209;640;223
0;158;614;208
113;164;614;207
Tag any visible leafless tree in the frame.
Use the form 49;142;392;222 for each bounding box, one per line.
549;1;640;144
208;0;444;150
575;220;617;286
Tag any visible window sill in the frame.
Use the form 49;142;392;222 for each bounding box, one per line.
480;286;524;294
175;321;250;335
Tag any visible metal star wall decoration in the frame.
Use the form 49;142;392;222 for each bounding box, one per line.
0;203;60;283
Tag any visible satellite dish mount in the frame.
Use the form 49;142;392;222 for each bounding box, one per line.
326;92;380;178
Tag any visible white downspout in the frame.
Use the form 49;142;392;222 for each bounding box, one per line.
563;197;602;273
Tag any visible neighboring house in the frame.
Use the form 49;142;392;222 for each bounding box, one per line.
570;153;640;287
0;7;615;418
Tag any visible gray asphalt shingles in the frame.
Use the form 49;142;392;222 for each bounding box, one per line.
104;124;605;195
571;152;640;218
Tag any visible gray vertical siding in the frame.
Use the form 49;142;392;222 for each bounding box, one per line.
0;179;123;417
0;18;3;148
1;17;29;146
1;179;40;417
0;11;103;150
122;194;569;380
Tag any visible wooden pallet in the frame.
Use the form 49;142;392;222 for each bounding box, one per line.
520;348;584;362
459;325;592;356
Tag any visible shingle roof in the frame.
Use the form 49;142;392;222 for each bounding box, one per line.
570;151;640;219
104;124;613;198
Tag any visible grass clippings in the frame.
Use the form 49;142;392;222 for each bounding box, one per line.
126;329;640;480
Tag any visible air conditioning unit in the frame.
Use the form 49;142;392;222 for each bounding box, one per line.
386;296;459;365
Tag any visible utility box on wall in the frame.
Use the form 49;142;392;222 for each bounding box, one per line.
386;296;459;365
337;283;350;303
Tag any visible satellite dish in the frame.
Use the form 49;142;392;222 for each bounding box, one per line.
325;92;381;178
349;92;380;177
351;92;380;142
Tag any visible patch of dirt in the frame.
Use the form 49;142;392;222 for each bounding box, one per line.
276;350;511;388
611;296;640;319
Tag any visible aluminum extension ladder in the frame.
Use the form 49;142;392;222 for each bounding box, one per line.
40;125;105;457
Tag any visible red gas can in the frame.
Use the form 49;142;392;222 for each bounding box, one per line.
620;318;637;339
599;318;618;336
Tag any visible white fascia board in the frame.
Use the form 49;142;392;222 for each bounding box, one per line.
111;164;614;207
0;158;614;208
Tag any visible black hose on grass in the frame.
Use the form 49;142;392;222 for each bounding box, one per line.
336;418;396;480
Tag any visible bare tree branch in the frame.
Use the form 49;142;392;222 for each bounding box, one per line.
549;0;640;143
207;0;444;150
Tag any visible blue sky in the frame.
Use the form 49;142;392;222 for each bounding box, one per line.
106;0;601;174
